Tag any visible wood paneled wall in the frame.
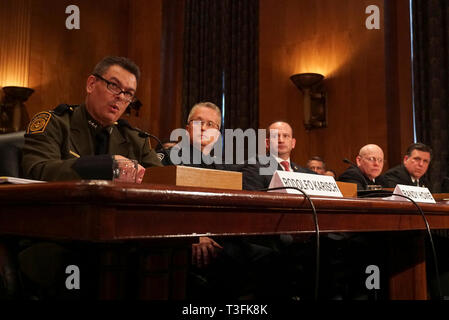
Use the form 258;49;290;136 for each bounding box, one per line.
0;0;164;137
259;0;413;175
27;0;130;119
1;0;413;172
0;0;32;89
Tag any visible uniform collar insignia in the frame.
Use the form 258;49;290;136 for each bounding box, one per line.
87;119;98;129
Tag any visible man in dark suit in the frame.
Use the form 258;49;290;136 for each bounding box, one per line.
338;144;387;191
242;121;313;191
384;142;432;191
237;121;316;299
336;144;391;298
307;156;327;175
160;102;228;268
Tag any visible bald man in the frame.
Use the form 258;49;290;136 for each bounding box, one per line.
338;144;387;191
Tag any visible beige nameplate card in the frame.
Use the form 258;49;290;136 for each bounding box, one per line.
392;184;435;203
268;171;343;197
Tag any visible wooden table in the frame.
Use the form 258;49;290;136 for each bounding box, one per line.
1;180;448;299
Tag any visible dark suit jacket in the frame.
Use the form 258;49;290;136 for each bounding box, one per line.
242;155;314;191
337;166;387;191
383;164;431;191
160;143;243;173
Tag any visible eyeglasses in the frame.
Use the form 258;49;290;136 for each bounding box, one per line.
361;156;384;164
93;74;136;103
188;119;220;130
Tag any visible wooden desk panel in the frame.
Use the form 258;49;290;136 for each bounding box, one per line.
1;180;448;299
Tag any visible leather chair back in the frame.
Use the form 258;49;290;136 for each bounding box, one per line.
0;131;25;177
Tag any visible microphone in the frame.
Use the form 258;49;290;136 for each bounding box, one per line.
343;158;358;168
342;158;371;190
116;119;169;162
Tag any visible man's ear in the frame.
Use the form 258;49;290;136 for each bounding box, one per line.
355;155;362;166
403;155;409;165
291;138;296;150
86;75;96;94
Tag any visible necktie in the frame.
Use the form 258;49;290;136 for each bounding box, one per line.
95;128;110;155
280;160;290;172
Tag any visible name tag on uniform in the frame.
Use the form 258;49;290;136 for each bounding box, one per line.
392;184;435;203
268;171;343;197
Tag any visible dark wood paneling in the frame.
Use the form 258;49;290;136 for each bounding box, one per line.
27;0;129;118
127;0;163;137
385;0;414;168
1;0;164;137
260;0;413;176
159;0;185;141
2;0;413;167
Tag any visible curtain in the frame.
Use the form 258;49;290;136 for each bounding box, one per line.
412;0;449;192
182;0;259;131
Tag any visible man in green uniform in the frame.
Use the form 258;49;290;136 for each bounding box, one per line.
22;56;161;183
17;56;161;299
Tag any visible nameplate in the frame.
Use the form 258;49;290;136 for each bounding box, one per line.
268;171;343;197
392;184;435;203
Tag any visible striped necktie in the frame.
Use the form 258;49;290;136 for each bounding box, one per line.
280;161;290;172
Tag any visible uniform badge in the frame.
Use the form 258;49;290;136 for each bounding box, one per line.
27;112;52;134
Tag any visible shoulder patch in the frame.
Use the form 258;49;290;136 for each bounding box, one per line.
27;112;52;134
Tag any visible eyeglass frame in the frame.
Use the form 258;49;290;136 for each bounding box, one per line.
188;119;220;130
359;156;385;164
92;73;136;103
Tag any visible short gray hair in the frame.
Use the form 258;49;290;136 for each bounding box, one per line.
187;102;222;128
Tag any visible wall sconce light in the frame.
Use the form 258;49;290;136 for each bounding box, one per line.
0;86;34;133
290;73;326;130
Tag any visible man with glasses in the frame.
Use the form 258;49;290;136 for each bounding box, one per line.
18;57;162;299
338;144;387;191
22;56;162;183
161;102;238;298
335;144;389;299
384;142;432;190
161;101;222;168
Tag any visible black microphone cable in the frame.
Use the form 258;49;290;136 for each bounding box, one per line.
116;119;170;161
261;186;320;300
358;191;442;300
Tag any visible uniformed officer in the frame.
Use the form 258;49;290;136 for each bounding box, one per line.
22;56;162;183
17;56;161;299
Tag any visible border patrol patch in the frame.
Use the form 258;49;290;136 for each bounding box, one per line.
27;112;52;134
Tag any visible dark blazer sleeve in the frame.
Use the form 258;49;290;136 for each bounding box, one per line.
22;112;83;181
242;160;313;191
242;161;270;191
291;162;316;174
337;167;365;191
383;165;410;188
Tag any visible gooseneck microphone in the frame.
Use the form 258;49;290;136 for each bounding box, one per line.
116;119;169;160
342;158;371;190
342;158;357;167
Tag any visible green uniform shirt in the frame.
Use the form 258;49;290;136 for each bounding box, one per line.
22;104;162;181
